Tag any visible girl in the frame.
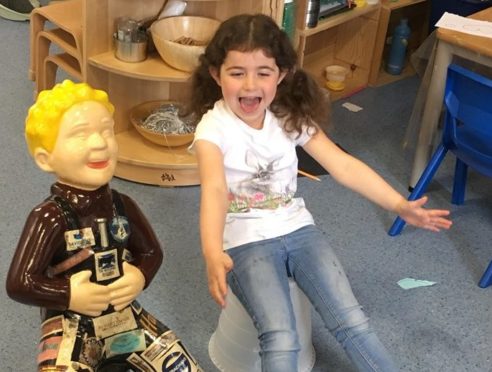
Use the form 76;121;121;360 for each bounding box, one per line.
188;14;451;372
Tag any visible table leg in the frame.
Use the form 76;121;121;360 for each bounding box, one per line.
409;41;452;188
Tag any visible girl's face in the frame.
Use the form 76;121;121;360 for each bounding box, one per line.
211;49;286;129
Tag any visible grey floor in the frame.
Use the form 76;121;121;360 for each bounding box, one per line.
1;15;492;372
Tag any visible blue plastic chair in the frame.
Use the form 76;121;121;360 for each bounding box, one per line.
388;64;492;288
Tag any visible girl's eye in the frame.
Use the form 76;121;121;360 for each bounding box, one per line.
230;72;243;77
259;72;271;77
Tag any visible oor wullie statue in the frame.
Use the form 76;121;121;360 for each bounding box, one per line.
6;80;202;372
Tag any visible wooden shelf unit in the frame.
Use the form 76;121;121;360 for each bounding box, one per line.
293;1;380;100
368;0;430;86
80;0;281;186
88;52;190;82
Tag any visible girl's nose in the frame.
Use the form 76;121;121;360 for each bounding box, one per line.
243;75;256;90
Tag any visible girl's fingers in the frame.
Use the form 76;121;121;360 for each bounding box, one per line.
411;196;428;208
209;275;226;308
212;286;226;308
424;216;452;231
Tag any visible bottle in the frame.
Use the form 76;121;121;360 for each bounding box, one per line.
306;0;320;28
386;18;411;75
282;0;296;41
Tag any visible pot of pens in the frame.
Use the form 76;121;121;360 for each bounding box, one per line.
114;17;148;63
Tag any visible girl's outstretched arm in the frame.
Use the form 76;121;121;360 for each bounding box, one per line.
195;140;234;307
303;131;452;232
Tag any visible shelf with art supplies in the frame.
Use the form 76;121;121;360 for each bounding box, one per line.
293;0;381;100
117;99;199;186
89;5;220;81
368;0;430;86
86;1;223;187
296;0;380;37
97;13;210;186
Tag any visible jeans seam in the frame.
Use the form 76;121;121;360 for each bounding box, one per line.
342;326;382;372
228;251;300;364
292;257;382;372
227;270;260;328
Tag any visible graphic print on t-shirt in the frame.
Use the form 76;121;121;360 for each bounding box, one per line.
228;149;294;212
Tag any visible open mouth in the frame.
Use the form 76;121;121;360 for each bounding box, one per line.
87;160;109;169
239;97;261;113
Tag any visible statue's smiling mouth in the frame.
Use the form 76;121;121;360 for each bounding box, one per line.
87;160;109;169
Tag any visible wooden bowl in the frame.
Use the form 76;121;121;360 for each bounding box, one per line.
129;100;195;147
150;16;220;72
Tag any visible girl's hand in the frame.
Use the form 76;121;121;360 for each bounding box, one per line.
205;252;234;308
396;196;452;232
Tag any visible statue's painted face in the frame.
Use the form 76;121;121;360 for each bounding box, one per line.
44;100;118;190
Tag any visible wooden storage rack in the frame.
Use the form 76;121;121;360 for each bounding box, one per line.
293;0;380;100
368;0;430;86
65;0;281;187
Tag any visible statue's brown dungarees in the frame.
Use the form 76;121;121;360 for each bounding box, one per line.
7;183;201;372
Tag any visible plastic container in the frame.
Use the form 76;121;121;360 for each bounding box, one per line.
282;0;296;41
386;18;411;75
325;64;349;91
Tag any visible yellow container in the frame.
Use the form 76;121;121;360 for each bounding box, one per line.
325;65;349;91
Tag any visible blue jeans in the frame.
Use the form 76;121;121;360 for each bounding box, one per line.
226;225;398;372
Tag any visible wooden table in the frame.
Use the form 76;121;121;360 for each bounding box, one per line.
409;7;492;188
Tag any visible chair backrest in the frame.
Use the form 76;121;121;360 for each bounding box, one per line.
443;64;492;178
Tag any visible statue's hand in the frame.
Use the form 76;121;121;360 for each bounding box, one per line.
107;262;145;311
69;270;111;316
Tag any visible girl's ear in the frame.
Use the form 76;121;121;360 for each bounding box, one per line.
34;148;54;173
209;67;221;86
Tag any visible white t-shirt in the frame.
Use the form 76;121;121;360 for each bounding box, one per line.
191;100;315;250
